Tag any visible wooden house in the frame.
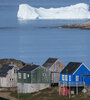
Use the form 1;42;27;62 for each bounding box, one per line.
42;58;65;84
0;64;18;87
60;62;90;86
17;64;51;93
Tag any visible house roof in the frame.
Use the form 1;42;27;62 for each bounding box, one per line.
61;62;82;74
42;58;58;69
0;64;14;77
18;64;39;72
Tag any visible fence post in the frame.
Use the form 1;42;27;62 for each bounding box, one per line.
69;82;71;98
59;81;61;95
63;82;64;96
76;82;78;95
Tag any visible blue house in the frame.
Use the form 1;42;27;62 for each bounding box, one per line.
60;62;90;86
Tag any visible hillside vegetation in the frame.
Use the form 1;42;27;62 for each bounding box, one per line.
0;58;25;68
11;87;90;100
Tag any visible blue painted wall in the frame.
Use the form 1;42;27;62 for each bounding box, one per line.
60;64;90;86
74;64;90;76
60;74;80;82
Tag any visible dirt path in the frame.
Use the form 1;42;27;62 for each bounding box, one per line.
0;92;17;100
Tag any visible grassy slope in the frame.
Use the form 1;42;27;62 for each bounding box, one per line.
11;87;90;100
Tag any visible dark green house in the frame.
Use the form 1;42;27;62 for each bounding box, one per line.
17;64;51;93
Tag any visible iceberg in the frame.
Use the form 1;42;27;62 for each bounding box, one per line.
17;3;90;20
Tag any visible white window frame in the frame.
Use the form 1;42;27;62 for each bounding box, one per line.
69;75;71;81
76;75;79;82
27;74;29;78
23;73;26;79
18;73;21;79
65;75;68;81
62;75;64;81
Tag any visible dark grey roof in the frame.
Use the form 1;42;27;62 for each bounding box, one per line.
42;58;58;69
0;64;14;77
61;62;82;74
18;64;39;72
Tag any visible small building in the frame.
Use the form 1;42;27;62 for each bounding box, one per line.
42;58;65;84
60;62;90;86
17;64;51;93
0;64;18;87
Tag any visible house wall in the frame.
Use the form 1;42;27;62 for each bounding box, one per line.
0;66;18;87
49;60;65;72
17;83;50;93
6;68;17;87
17;67;51;84
17;72;31;83
31;67;51;83
60;74;74;82
83;76;90;86
60;74;82;86
74;64;90;85
51;72;60;83
74;64;90;76
49;60;65;83
0;77;7;87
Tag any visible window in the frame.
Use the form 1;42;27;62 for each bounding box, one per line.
62;75;64;81
14;69;17;73
65;75;68;81
23;73;26;79
43;73;46;77
69;75;71;81
76;76;79;82
10;78;13;81
27;74;29;78
18;73;21;79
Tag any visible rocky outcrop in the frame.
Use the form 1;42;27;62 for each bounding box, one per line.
61;21;90;29
0;59;25;68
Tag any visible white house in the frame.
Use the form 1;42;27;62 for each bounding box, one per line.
0;63;19;87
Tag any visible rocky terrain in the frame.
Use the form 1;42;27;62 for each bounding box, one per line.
0;59;25;68
61;21;90;29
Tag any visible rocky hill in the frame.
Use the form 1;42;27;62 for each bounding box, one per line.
0;58;25;68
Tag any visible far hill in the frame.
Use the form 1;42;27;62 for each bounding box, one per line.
0;59;25;68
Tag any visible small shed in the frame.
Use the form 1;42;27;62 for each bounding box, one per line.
60;62;90;86
0;64;18;87
42;58;65;84
17;64;51;93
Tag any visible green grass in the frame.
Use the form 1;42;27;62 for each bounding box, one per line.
11;92;36;100
10;88;90;100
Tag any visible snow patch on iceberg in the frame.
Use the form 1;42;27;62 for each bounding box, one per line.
17;3;90;20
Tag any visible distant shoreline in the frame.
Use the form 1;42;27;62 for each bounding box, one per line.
61;21;90;30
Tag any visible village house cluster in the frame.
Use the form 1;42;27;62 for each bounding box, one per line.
0;58;90;95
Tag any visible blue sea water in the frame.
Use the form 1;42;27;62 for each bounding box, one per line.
0;0;90;67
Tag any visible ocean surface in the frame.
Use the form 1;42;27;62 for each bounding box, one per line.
0;0;90;67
